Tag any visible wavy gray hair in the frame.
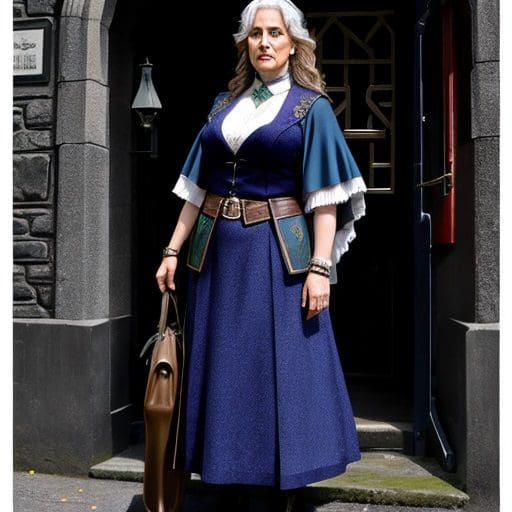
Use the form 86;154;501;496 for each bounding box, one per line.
228;0;327;97
233;0;316;50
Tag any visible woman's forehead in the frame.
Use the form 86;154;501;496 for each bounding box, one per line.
252;7;285;26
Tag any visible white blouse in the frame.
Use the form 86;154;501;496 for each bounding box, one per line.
221;76;292;154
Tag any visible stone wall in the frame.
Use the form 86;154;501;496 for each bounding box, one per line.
13;0;58;317
13;0;135;474
469;0;500;323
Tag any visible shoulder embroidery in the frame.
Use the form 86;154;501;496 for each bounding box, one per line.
293;94;320;119
208;93;235;122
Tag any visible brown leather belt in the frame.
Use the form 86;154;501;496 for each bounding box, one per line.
203;192;303;225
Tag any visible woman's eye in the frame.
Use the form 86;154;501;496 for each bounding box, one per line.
270;29;281;37
250;30;261;38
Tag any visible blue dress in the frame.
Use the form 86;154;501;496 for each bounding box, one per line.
177;83;363;490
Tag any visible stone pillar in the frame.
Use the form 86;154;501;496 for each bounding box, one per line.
54;0;114;320
469;0;500;324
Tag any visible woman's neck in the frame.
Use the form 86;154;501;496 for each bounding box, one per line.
258;64;290;84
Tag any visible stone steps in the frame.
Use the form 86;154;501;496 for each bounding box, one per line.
89;445;468;509
355;417;413;452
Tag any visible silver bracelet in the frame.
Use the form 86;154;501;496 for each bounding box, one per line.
309;257;332;271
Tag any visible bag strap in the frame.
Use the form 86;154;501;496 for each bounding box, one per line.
157;291;170;338
139;290;182;358
158;290;182;336
169;291;182;333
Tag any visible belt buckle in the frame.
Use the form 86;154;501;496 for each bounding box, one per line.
221;196;241;220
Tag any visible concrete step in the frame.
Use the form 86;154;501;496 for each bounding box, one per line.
355;417;413;452
89;446;469;509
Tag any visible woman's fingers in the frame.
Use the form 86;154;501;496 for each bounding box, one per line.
303;273;330;314
167;269;175;290
313;294;329;310
155;258;178;293
301;281;308;307
167;258;178;290
155;265;167;293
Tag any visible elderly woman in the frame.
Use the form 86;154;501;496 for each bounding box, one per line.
156;0;366;509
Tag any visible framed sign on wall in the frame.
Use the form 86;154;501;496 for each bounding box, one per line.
13;19;52;84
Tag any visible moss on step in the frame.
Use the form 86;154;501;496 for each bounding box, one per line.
305;466;469;508
333;474;457;491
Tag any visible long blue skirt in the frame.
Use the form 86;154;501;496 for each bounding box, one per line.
183;216;360;490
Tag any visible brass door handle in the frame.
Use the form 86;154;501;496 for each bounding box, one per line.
417;172;453;188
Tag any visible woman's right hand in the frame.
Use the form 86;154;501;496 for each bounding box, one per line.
155;257;178;293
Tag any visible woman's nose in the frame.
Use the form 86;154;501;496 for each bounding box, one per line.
260;32;270;48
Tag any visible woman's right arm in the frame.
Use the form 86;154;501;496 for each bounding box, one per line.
155;200;201;292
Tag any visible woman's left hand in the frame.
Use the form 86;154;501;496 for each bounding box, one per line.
302;271;330;315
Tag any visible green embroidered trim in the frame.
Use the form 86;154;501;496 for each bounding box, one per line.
208;94;235;122
293;95;317;119
187;213;215;270
251;84;273;107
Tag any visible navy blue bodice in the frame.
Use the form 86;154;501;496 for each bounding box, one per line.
198;85;318;199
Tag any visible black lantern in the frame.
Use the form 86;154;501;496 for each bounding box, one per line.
131;58;162;158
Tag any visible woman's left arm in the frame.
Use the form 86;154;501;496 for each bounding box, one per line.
301;204;336;314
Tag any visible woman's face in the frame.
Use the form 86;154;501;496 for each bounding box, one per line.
247;8;294;81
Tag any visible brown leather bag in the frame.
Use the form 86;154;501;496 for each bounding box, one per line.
140;291;187;512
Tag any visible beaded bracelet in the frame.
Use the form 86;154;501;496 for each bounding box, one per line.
309;267;330;278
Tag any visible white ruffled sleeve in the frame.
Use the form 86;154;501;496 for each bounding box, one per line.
172;174;206;208
171;126;207;207
304;177;367;261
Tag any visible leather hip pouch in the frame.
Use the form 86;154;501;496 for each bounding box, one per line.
268;197;311;274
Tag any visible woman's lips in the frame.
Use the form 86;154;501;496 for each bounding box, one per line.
258;55;273;60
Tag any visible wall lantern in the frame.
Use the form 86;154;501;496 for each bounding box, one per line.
131;58;162;159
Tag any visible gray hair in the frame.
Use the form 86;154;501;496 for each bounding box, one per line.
233;0;316;49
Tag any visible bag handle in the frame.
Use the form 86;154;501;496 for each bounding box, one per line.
158;290;182;338
139;290;182;359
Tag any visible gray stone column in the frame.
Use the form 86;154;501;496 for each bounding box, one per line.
55;0;117;320
469;0;499;323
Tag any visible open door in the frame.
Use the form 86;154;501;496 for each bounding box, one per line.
306;1;416;430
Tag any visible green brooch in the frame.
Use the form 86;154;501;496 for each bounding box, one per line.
251;84;273;107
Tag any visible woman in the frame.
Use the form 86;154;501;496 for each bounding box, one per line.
156;0;366;509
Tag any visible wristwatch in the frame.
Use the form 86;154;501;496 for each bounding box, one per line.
162;246;179;257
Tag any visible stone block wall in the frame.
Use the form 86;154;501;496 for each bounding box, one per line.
13;0;58;317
